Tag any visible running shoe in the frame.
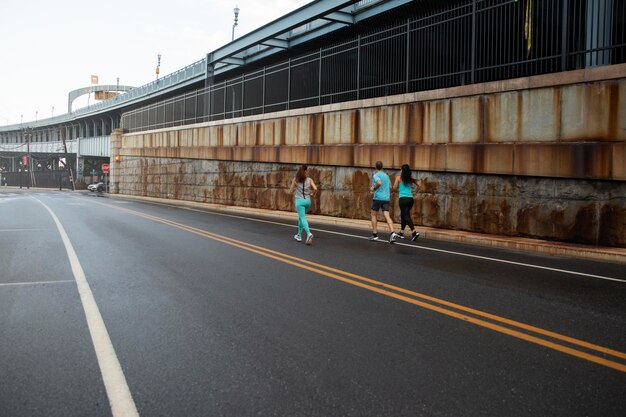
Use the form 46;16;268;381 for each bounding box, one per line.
306;233;314;245
390;232;399;243
368;235;379;241
294;233;302;242
397;232;405;239
411;231;420;241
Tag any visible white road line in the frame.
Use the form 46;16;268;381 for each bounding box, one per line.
0;280;74;287
0;228;49;232
169;204;626;284
33;197;139;417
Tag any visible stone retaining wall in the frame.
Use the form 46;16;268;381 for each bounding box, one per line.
110;65;626;247
115;157;625;247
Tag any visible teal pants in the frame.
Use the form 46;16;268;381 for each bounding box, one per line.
295;198;311;236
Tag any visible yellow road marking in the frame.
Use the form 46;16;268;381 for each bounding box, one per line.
99;202;626;373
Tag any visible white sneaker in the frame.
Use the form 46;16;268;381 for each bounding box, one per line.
389;232;399;243
294;234;302;242
306;233;314;245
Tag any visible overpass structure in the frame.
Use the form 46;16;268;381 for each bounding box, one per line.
1;0;625;247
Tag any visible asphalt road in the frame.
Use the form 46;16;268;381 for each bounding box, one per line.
1;188;625;417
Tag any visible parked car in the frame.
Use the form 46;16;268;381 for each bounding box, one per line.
88;182;105;192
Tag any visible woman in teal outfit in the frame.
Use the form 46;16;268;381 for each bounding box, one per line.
392;164;422;241
290;165;318;245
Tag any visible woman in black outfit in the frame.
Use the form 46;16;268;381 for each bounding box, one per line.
392;164;422;241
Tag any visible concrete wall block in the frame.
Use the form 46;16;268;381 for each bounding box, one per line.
319;145;354;167
353;145;396;169
446;144;476;173
560;83;612;141
277;145;308;165
473;196;515;235
239;123;257;146
416;194;445;228
553;178;626;200
476;176;511;198
423;100;450;144
333;167;371;193
286;116;303;145
485;92;519;143
444;173;476;197
407;103;422;144
392;145;412;170
514;143;612;179
380;105;409;144
358;108;378;144
223;124;237;147
599;201;626;246
451;96;481;143
514;144;564;177
516;200;599;245
170;130;180;148
179;130;191;147
233;146;254;162
359;106;408;144
320;190;367;219
521;88;559;142
514;177;556;199
323;111;355;145
208;126;220;147
483;144;515;175
411;145;446;172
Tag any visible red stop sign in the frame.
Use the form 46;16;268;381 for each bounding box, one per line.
102;163;110;174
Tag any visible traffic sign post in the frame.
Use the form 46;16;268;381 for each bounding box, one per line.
101;163;109;193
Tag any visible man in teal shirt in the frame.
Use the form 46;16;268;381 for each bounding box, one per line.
369;161;399;243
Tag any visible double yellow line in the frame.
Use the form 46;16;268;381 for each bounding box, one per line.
103;202;626;373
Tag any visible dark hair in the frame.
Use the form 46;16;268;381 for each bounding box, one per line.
375;161;383;170
400;164;416;184
296;165;308;183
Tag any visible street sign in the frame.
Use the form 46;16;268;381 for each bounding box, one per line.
101;163;110;174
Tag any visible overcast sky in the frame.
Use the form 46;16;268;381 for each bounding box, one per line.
0;0;311;126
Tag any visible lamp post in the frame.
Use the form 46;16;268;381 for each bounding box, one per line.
232;6;240;41
156;54;161;81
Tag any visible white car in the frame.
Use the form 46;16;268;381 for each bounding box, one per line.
88;182;105;192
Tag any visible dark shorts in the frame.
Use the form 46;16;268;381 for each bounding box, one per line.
371;200;391;212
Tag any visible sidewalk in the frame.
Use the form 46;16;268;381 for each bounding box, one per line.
108;194;626;265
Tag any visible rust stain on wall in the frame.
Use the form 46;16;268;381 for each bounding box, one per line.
599;204;626;246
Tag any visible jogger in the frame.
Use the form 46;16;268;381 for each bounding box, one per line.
392;164;422;241
369;161;399;243
290;164;318;245
295;198;311;238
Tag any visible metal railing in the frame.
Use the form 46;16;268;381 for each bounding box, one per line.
123;0;626;132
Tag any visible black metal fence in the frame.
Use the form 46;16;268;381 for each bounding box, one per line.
122;0;626;132
2;170;72;189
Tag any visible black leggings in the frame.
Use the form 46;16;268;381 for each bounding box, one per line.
399;197;415;231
